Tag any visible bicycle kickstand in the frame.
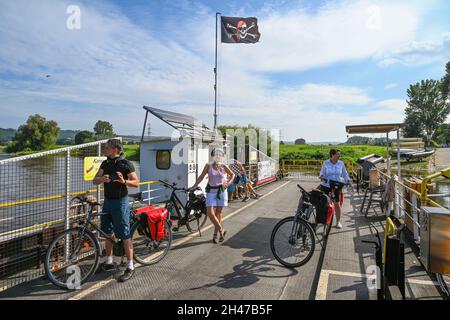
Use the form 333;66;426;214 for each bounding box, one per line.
197;218;202;237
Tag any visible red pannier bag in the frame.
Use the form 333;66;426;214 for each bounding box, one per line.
135;206;168;240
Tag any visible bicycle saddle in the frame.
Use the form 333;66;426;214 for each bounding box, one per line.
128;192;143;201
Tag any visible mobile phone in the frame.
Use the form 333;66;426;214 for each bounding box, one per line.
109;173;118;181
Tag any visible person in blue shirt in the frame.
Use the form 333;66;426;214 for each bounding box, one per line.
318;149;353;229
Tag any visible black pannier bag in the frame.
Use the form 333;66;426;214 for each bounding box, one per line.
309;189;330;224
188;191;206;212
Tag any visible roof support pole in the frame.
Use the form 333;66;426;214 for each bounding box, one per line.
141;110;149;142
397;129;401;180
386;131;390;175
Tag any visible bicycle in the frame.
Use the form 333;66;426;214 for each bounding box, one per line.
270;181;348;268
44;193;171;290
158;180;208;235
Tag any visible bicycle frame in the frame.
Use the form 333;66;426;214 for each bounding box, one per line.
73;209;118;255
167;189;188;220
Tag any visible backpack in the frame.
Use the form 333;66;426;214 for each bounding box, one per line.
135;206;168;241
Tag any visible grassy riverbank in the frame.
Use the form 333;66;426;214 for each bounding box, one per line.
123;144;140;161
280;144;387;162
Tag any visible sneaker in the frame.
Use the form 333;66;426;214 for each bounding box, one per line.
118;268;135;282
242;196;250;202
101;262;116;272
336;222;343;229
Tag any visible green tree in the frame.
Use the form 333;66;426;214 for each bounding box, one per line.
217;124;275;158
94;120;115;138
294;138;306;145
403;111;424;138
75;130;95;144
7;114;60;152
433;123;450;145
405;79;450;146
441;61;450;99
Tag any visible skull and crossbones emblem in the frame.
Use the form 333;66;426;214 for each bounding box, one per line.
226;20;258;41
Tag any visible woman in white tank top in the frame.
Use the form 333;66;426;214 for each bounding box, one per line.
189;148;235;243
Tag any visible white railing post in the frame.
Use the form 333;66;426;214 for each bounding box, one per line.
65;149;71;262
393;177;399;218
147;184;151;205
97;143;101;204
412;193;420;242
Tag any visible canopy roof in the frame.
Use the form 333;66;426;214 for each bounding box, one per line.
142;106;220;142
346;123;403;134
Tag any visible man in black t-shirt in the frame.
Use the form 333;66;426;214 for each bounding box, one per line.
93;139;139;282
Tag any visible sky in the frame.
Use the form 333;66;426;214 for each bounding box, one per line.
0;0;449;142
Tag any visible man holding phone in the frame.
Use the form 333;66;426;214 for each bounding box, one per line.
93;139;139;282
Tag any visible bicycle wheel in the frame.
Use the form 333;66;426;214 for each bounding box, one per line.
45;227;100;290
436;273;450;298
270;216;316;268
186;207;208;233
132;219;172;266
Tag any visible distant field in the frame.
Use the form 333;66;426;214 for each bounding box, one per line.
280;144;387;163
124;144;140;161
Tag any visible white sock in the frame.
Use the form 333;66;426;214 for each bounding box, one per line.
127;260;134;270
105;256;113;265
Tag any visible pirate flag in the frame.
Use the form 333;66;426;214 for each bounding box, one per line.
221;16;260;44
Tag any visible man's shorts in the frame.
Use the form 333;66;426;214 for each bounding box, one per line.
100;196;131;240
234;175;248;186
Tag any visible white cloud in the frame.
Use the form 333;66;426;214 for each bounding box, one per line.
0;0;443;142
377;32;450;67
217;0;420;72
384;83;398;89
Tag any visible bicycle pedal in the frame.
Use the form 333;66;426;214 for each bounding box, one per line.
172;227;179;232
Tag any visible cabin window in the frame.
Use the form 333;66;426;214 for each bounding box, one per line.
156;150;171;170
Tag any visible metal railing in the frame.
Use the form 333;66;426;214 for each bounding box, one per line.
281;159;356;181
362;166;450;242
0;139;164;292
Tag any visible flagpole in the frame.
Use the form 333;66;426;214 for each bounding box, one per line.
214;12;220;129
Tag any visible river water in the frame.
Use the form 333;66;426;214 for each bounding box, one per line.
0;154;140;235
0;153;448;235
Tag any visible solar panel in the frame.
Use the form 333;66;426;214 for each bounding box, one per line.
142;106;221;142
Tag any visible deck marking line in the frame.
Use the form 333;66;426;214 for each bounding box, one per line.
315;268;438;299
69;180;291;300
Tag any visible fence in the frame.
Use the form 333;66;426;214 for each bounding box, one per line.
0;139;162;292
362;166;450;241
281;159;356;181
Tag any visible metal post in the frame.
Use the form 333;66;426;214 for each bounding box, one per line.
213;12;221;129
97;143;101;204
411;193;419;241
147;184;151;205
396;129;401;218
65;150;71;262
396;129;401;180
141;110;149;142
386;132;390;175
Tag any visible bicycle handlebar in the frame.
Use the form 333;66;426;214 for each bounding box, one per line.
73;195;101;208
158;180;195;192
297;184;308;194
